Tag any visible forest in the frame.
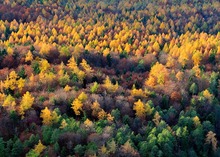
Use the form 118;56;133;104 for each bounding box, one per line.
0;0;220;156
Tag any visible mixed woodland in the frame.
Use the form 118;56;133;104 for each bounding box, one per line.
0;0;220;156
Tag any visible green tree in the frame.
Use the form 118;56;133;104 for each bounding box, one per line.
42;126;52;145
0;138;5;157
189;83;198;95
11;139;23;157
90;82;99;93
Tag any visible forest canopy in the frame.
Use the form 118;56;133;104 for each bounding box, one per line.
0;0;219;156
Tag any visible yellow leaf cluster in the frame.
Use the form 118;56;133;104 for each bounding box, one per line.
145;62;168;86
60;119;68;129
19;91;35;117
203;89;213;100
103;76;118;93
193;116;201;126
4;71;25;91
40;107;60;125
2;94;16;111
71;98;83;116
34;140;46;154
84;118;93;128
131;84;146;98
80;59;94;73
133;99;146;119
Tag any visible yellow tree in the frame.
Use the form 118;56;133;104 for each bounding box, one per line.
67;56;85;82
71;98;83;116
39;59;50;73
25;50;34;62
40;107;53;125
193;116;201;127
2;94;16;111
131;84;145;98
33;140;46;155
133;99;145;119
192;51;202;66
103;76;118;93
80;59;94;73
4;71;18;91
19;91;35;117
78;92;87;102
67;56;79;72
145;62;168;86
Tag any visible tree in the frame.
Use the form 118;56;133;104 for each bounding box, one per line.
133;99;145;119
189;83;198;95
78;92;87;102
25;50;33;62
71;98;83;116
145;62;168;86
153;112;161;126
19;91;35;118
39;59;50;73
118;140;140;156
193;116;201;127
206;131;217;151
131;84;146;98
91;100;101;118
80;59;93;73
90;82;99;93
40;107;53;125
34;140;46;155
0;138;5;157
2;94;16;111
192;51;202;66
103;76;118;93
67;56;78;72
11;139;23;157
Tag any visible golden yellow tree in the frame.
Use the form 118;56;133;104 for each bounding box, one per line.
84;118;93;128
131;84;146;97
103;76;118;93
78;92;87;102
98;109;107;120
67;56;85;82
192;51;202;66
19;91;35;117
39;59;50;73
133;99;145;119
145;62;168;86
67;56;79;72
25;50;33;62
4;71;18;91
71;98;83;116
33;140;46;155
40;107;53;125
193;116;201;126
80;59;94;73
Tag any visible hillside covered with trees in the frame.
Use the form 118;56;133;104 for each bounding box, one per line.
0;0;220;156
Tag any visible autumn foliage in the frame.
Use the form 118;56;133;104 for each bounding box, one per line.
0;0;219;156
